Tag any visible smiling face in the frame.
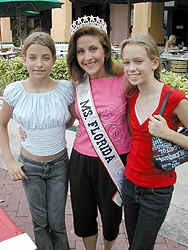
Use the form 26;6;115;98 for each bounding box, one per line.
122;44;159;87
76;35;106;79
23;44;56;81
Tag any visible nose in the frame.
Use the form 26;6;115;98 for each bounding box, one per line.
84;50;92;60
36;58;43;67
128;62;136;71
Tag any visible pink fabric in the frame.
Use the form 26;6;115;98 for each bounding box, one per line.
74;76;131;157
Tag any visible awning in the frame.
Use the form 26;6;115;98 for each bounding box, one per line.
0;0;63;17
69;0;174;4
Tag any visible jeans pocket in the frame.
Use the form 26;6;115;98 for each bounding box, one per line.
122;177;135;200
152;185;174;208
153;185;174;196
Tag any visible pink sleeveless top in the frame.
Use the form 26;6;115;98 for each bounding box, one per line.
74;75;131;157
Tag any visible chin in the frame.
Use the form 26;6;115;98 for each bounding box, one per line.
128;77;143;86
128;80;139;86
88;73;98;79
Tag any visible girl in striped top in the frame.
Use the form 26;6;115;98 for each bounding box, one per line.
0;32;75;250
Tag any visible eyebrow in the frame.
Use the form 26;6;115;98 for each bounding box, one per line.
28;53;51;56
124;56;144;60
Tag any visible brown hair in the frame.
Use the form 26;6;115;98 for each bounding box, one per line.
67;26;123;82
22;32;56;57
120;33;161;81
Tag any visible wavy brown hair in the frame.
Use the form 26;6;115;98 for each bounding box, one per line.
67;26;123;82
22;31;56;58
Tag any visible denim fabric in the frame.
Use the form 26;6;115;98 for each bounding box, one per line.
19;152;70;250
122;178;174;250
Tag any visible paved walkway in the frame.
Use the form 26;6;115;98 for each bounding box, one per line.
0;167;187;250
0;119;188;249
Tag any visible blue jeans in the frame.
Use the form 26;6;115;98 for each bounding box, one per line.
19;152;70;250
122;178;174;250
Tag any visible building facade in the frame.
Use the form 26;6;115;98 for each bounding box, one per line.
0;0;188;47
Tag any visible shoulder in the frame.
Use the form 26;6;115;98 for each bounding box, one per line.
4;81;22;93
112;75;130;95
170;87;187;106
163;84;187;110
57;80;75;104
163;84;186;99
99;75;126;90
58;80;74;91
111;75;125;85
3;81;23;106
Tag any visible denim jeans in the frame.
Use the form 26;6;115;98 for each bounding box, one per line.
122;177;174;250
19;152;70;250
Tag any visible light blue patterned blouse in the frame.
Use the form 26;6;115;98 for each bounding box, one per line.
3;80;75;156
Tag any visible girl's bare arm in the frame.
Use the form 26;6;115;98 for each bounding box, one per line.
0;101;27;181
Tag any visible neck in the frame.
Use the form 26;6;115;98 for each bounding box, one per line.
23;77;56;93
137;78;162;96
28;77;52;86
89;73;112;80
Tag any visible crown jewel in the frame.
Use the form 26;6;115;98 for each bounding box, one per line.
70;15;107;36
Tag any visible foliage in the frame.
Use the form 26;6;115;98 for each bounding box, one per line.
50;57;69;80
112;56;122;64
0;56;68;95
0;58;8;78
0;57;188;98
0;57;28;95
112;58;188;96
160;69;188;96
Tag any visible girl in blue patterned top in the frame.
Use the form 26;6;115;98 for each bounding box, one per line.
0;32;75;250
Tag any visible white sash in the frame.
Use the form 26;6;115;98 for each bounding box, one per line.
76;75;125;207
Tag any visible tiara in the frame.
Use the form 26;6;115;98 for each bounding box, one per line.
70;15;107;36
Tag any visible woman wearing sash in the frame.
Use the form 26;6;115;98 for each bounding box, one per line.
67;16;131;250
120;33;188;249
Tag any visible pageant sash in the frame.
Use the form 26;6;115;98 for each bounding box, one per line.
76;75;125;207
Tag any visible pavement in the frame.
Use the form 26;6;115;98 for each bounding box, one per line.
0;119;188;249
